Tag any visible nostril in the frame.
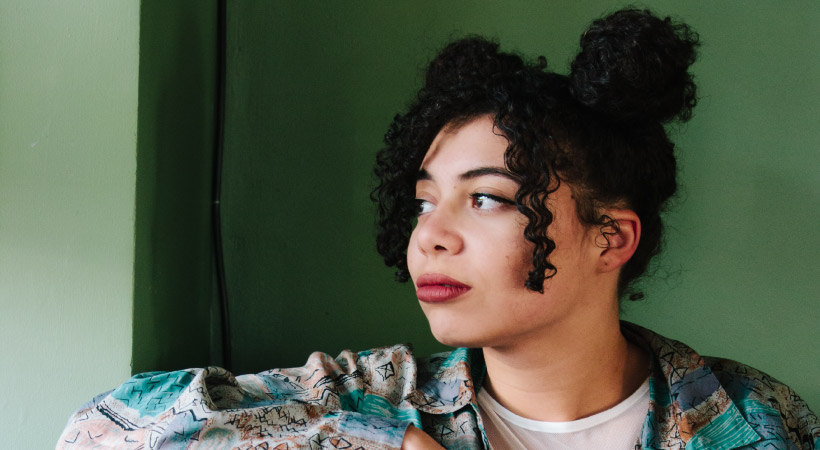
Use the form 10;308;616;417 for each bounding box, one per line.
434;245;446;251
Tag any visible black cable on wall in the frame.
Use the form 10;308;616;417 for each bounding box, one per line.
212;0;231;371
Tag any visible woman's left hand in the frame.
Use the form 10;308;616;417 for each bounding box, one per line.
401;424;445;450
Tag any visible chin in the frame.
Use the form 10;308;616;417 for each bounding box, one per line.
428;323;488;349
431;333;466;348
423;309;496;348
427;317;528;350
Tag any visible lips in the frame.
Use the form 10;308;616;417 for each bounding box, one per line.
415;274;471;303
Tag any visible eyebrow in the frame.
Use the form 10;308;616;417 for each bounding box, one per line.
416;166;518;182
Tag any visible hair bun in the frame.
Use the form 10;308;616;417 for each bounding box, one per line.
569;9;699;124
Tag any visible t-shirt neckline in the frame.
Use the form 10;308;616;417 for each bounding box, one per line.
477;377;650;434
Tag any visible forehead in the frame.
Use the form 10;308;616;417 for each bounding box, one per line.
419;116;509;172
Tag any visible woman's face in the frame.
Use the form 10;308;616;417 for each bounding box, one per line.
407;116;600;349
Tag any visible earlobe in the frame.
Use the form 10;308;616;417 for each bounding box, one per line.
596;210;641;273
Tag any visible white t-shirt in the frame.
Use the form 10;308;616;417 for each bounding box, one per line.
476;378;649;450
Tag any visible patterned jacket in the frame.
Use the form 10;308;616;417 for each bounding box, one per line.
57;323;819;449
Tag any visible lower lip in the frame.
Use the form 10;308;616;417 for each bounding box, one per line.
416;285;471;303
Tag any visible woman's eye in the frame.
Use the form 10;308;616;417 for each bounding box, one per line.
416;199;435;215
471;193;514;211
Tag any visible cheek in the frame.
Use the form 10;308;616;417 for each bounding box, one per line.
501;252;530;288
406;230;421;278
503;230;534;277
473;234;533;294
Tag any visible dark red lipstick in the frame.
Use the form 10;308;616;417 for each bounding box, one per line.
415;274;471;303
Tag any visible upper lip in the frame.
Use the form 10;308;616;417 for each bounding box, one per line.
415;273;470;288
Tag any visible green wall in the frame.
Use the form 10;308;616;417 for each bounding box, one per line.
222;0;819;411
131;0;217;374
0;1;140;448
222;1;444;374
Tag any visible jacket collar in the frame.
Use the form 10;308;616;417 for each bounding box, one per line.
408;347;478;414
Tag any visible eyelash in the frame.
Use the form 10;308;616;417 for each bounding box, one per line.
415;193;515;216
471;192;515;209
416;199;434;215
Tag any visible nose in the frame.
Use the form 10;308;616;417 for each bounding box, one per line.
413;206;464;256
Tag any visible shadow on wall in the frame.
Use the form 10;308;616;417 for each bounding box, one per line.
132;0;217;373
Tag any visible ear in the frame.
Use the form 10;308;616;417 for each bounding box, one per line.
594;209;641;274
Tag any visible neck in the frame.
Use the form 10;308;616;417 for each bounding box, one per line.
480;309;647;422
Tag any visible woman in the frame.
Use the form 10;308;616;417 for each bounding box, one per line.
57;9;818;450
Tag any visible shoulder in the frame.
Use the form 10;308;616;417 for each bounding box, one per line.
624;322;819;450
57;345;425;449
703;355;800;402
56;367;214;448
703;356;820;449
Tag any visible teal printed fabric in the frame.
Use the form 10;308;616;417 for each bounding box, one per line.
57;323;819;449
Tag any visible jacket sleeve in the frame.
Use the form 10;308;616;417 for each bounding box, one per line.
56;348;416;449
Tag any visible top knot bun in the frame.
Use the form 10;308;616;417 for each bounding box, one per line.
569;9;699;124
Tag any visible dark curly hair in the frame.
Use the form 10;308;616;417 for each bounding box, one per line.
372;9;699;299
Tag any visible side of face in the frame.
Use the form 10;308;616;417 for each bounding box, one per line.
406;115;603;349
